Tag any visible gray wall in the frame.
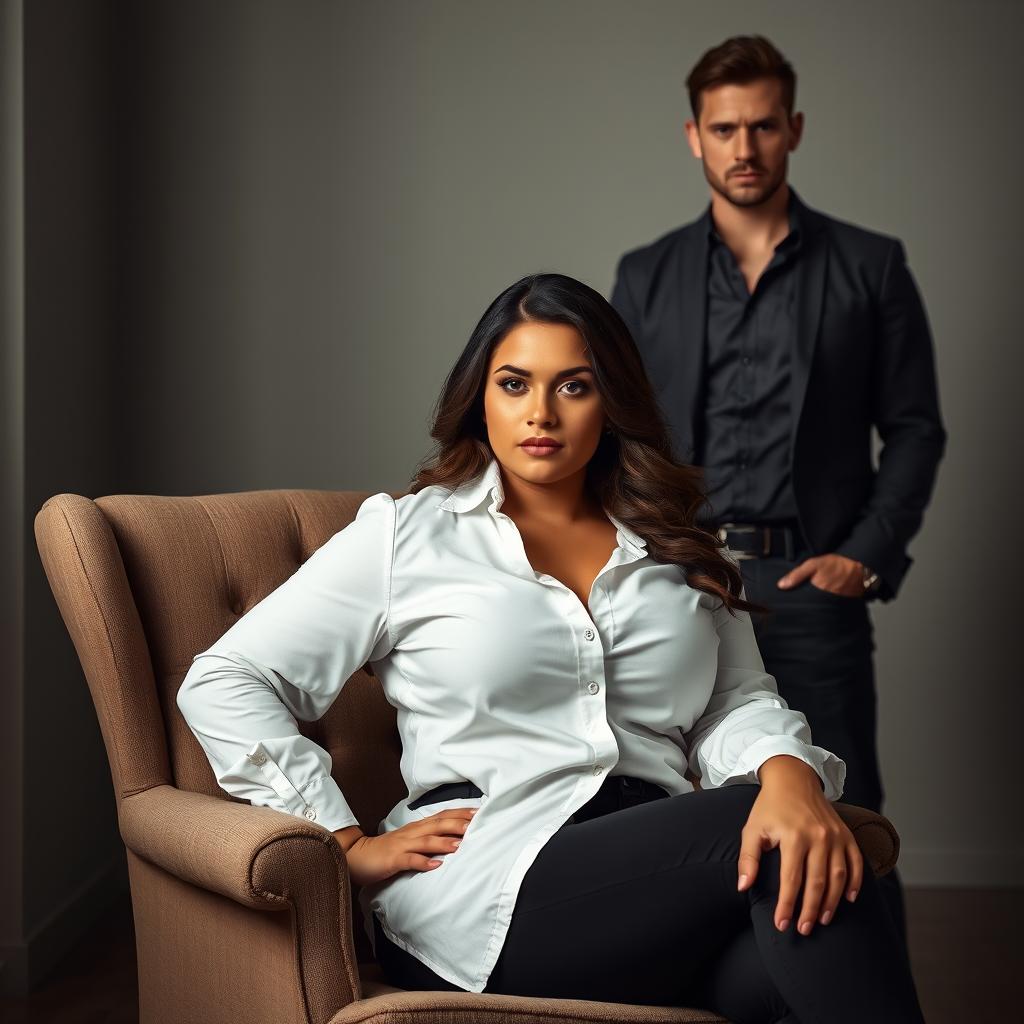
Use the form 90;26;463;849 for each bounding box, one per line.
3;0;124;996
1;0;26;986
4;0;1021;994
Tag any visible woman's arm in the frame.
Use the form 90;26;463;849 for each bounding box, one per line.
176;492;397;832
682;593;863;938
681;595;847;800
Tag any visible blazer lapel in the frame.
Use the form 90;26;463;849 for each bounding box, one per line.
668;219;709;463
788;190;828;456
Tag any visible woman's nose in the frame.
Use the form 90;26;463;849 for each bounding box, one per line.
528;399;555;425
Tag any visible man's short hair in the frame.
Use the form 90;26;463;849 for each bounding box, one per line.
686;35;797;124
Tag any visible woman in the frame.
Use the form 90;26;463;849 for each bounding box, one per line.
176;274;926;1023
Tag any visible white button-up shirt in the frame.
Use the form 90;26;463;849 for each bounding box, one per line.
176;454;846;992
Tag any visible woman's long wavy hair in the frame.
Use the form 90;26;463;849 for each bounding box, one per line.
407;273;766;618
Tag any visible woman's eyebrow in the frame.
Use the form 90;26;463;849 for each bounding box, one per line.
492;364;593;378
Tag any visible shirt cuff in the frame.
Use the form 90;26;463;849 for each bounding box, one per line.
718;735;847;802
231;740;361;832
297;774;361;832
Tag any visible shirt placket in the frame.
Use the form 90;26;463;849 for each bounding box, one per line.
492;508;644;790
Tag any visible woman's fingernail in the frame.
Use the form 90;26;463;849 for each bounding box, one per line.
777;918;790;931
452;839;462;847
848;888;858;902
737;874;749;890
799;921;812;935
820;910;832;925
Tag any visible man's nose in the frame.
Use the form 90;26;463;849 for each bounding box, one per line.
734;127;755;161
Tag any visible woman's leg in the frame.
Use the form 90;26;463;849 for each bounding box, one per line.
483;784;926;1024
688;925;797;1024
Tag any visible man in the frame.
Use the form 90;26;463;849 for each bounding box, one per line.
609;34;946;950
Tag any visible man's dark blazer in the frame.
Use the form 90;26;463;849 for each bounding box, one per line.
609;186;946;602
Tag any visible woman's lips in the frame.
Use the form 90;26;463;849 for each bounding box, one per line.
520;443;563;457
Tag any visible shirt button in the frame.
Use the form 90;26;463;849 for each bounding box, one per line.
248;751;267;766
592;764;605;776
583;628;596;641
303;805;317;821
586;681;600;694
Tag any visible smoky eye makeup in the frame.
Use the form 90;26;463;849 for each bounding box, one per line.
496;377;591;396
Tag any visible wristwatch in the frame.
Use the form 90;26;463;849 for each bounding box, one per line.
861;564;881;594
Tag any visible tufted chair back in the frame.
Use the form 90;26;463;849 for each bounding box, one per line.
34;487;411;952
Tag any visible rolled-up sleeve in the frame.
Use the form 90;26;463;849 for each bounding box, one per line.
682;595;847;802
176;491;397;831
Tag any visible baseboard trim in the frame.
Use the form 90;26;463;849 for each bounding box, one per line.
0;852;129;996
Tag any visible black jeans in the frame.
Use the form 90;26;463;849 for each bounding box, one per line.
372;777;926;1023
736;540;908;950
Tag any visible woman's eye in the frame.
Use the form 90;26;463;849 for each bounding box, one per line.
498;378;589;397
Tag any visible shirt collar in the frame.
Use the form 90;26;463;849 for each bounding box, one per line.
704;185;803;252
436;455;649;556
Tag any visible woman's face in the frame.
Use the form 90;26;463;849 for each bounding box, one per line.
482;320;606;489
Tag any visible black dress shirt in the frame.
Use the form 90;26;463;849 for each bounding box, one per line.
696;193;803;528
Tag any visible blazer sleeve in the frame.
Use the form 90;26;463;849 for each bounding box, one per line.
682;593;847;802
175;491;397;831
834;238;947;600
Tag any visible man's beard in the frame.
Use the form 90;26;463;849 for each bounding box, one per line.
705;164;785;209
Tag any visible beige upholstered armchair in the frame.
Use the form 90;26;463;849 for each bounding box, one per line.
34;486;902;1024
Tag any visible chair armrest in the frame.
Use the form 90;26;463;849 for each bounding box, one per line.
119;784;342;906
832;801;900;877
119;784;363;1010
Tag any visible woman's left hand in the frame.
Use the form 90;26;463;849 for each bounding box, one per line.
737;754;864;936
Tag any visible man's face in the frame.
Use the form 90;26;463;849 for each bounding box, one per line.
684;77;803;208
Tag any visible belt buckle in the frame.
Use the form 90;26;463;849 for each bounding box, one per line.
717;522;769;560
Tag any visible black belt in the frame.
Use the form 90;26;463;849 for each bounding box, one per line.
569;774;669;824
407;780;484;810
710;520;805;561
408;775;669;822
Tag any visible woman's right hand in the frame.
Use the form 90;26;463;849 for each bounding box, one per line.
334;807;479;887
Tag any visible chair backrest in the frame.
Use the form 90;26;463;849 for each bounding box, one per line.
34;487;408;831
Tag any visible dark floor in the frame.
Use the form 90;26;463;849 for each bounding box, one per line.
1;887;1021;1023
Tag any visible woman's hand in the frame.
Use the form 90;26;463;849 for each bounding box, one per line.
333;807;479;887
737;755;864;936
